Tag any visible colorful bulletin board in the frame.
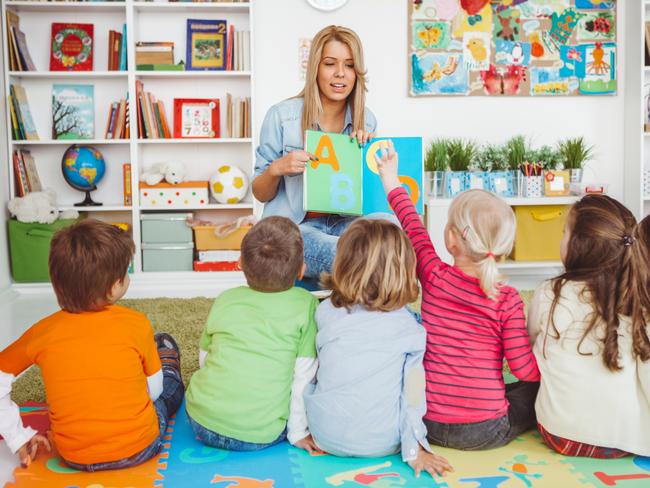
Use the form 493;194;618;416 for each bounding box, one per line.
408;0;617;96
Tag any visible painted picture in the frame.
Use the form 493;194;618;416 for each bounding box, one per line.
408;0;617;97
52;84;94;139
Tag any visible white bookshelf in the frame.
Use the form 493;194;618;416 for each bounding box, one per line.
2;0;254;289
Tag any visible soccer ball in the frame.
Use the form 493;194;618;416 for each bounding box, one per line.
209;165;249;204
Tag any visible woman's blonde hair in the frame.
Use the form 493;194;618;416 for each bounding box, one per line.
299;25;368;134
321;219;419;312
447;190;516;300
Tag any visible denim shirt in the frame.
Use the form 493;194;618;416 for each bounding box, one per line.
303;300;432;462
254;97;377;224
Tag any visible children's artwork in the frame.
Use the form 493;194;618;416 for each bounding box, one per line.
173;98;220;138
303;131;423;215
50;23;93;71
52;84;94;139
186;19;227;71
408;0;617;96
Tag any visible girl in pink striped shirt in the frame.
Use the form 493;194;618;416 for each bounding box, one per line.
376;141;540;450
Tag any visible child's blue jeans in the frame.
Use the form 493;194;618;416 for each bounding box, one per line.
64;346;184;471
187;413;287;451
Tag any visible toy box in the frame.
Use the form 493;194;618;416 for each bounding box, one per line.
140;181;209;208
141;212;193;244
142;242;194;272
193;225;251;251
511;205;569;261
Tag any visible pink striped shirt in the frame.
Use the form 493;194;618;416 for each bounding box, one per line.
389;188;540;424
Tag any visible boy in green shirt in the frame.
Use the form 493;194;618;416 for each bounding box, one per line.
186;216;319;452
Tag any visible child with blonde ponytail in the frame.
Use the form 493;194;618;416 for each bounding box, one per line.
377;141;540;450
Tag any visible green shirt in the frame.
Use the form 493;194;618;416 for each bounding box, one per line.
186;286;318;443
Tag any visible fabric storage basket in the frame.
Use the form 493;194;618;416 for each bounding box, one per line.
8;218;78;282
141;212;193;244
193;225;251;251
512;205;568;261
141;242;194;272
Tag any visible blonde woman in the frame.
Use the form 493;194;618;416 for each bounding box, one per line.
304;219;454;479
253;25;377;280
376;141;540;450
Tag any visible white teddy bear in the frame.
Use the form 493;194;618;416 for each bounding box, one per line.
140;161;187;186
8;189;79;224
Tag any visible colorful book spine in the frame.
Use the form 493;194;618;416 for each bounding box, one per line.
123;163;132;206
119;23;127;71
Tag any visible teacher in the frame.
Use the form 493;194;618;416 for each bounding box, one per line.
253;25;377;280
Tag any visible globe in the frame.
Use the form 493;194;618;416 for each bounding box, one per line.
61;145;106;206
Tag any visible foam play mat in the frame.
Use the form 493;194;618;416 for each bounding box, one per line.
6;402;650;487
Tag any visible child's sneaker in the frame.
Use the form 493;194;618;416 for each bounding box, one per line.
154;332;181;374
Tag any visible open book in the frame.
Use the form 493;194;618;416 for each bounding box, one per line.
304;131;423;215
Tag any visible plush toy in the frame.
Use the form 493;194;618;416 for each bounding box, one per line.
210;165;249;204
7;189;79;224
140;161;187;186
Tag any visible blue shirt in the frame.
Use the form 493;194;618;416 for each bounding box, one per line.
303;300;432;462
254;97;377;224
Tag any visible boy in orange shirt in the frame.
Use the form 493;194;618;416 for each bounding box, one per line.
0;219;184;470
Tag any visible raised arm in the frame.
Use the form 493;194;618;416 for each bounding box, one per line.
503;295;541;382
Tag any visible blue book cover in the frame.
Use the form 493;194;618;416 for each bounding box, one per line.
186;18;227;71
119;23;127;71
52;84;94;139
362;137;423;215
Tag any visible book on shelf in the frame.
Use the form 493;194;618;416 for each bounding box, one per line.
186;19;227;71
136;63;185;71
9;85;39;140
119;23;127;71
135;41;174;66
50;23;94;71
52;84;94;140
135;80;171;139
6;11;35;71
104;97;129;139
108;29;123;71
233;30;250;72
173;98;220;138
12;149;42;197
304;132;424;216
123;163;132;206
646;22;650;65
224;93;250;138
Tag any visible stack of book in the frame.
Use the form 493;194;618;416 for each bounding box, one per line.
135;41;177;70
136;80;171;139
108;26;127;71
224;93;250;138
13;149;42;197
9;85;39;141
104;98;130;139
193;250;241;272
229;28;250;72
6;12;36;71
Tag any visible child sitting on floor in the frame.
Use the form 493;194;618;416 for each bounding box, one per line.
186;216;319;452
304;218;453;478
0;219;184;471
376;141;540;450
528;195;650;458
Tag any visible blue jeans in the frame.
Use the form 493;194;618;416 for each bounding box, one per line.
64;348;185;471
187;413;287;451
299;213;398;279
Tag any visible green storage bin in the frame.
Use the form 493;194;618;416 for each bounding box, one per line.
8;218;78;282
141;213;193;244
142;242;194;272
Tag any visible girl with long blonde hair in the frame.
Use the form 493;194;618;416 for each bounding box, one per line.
252;25;381;283
304;219;454;478
376;141;540;450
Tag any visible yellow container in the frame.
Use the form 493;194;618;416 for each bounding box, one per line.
512;205;568;261
193;225;251;251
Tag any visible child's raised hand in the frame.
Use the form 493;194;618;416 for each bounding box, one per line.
17;433;51;468
294;434;325;455
374;140;402;194
407;446;454;478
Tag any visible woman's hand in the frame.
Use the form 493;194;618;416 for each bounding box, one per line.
352;130;374;147
407;447;454;478
17;433;51;468
269;150;318;177
374;139;402;194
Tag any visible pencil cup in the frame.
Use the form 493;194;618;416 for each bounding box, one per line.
523;176;543;198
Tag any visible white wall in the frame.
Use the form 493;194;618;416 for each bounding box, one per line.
253;0;626;199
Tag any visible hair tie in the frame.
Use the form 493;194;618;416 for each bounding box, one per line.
461;226;470;240
486;252;495;259
622;235;635;247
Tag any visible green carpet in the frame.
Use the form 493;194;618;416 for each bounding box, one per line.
10;291;534;404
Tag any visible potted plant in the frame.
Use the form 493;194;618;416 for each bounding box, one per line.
534;145;560;171
446;138;476;197
557;137;593;183
469;145;492;190
424;138;448;198
481;144;513;197
505;135;530;197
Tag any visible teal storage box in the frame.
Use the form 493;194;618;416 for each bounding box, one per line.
8;218;78;282
142;242;194;272
141;213;193;244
